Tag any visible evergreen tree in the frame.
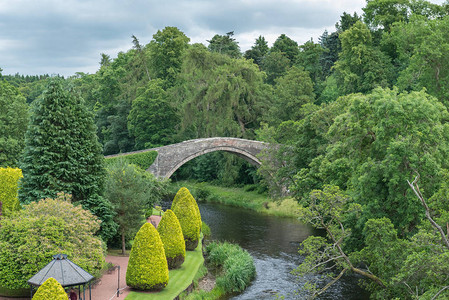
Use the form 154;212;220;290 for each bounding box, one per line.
244;36;269;66
19;78;105;205
207;31;241;58
0;80;29;167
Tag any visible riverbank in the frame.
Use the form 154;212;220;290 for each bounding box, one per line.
170;181;301;218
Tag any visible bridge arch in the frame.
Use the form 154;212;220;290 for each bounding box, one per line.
106;137;269;178
149;137;268;178
164;146;262;178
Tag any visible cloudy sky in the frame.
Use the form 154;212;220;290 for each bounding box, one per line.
0;0;445;77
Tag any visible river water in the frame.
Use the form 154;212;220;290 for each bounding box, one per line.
196;202;371;300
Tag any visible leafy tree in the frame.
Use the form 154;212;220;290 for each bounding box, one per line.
126;223;169;290
271;34;299;64
295;186;384;298
297;39;325;95
363;0;411;32
32;278;67;300
333;21;393;94
207;31;241;58
0;193;105;289
157;209;186;269
105;159;161;254
102;100;135;155
177;44;270;139
268;66;315;125
148;26;190;88
128;79;179;150
244;36;269;66
335;12;361;32
295;88;449;238
388;15;449;103
0;80;29;167
261;51;291;85
19;78;105;206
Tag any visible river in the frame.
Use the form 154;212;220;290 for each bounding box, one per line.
196;202;371;300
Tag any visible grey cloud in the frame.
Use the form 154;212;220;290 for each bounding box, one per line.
0;0;367;76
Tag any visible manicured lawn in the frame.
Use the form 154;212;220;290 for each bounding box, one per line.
173;181;301;218
125;239;204;300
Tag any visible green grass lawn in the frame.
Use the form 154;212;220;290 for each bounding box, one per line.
173;181;301;218
125;239;204;300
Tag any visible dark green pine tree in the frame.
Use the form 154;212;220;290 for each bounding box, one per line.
19;78;105;205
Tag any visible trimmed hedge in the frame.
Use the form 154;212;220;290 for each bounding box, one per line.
105;150;158;170
158;209;186;269
0;167;22;216
171;187;201;250
126;223;169;290
32;277;67;300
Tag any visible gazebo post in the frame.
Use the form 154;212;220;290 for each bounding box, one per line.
30;285;33;298
89;282;91;300
83;284;86;300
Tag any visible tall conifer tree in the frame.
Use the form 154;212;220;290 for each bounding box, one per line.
19;78;105;205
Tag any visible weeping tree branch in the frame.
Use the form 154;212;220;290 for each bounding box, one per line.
407;174;449;251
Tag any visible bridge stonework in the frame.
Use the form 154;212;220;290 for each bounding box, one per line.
109;137;268;178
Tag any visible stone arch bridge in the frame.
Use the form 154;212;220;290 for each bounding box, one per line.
107;137;269;178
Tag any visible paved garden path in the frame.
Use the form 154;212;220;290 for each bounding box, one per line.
90;216;162;300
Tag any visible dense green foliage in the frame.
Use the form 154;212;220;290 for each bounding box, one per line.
128;79;179;149
157;209;186;269
0;80;29;167
32;277;67;300
206;241;256;294
19;78;105;205
0;193;105;289
126;223;169;290
105;150;158;170
171;187;202;250
4;2;449;297
105;159;167;253
0;167;22;216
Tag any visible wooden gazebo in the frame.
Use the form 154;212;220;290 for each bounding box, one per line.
28;254;94;299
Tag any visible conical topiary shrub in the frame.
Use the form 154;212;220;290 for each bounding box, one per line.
32;277;67;300
172;187;202;229
158;209;186;269
171;187;202;250
126;223;169;290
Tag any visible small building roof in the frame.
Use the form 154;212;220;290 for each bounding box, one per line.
28;254;94;287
